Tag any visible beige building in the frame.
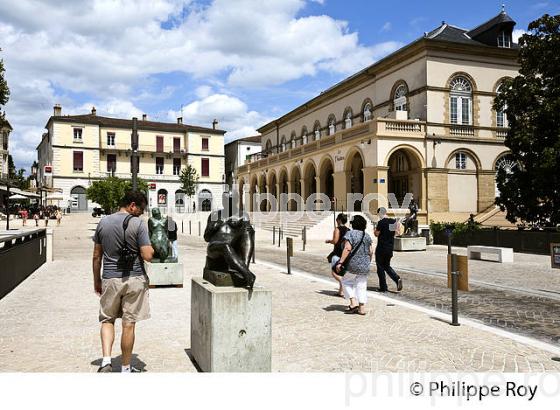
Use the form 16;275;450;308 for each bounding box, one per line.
37;105;226;212
0;116;11;180
236;10;519;224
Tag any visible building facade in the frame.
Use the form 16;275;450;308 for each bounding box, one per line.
37;105;226;213
0;116;11;180
224;135;261;190
236;11;519;223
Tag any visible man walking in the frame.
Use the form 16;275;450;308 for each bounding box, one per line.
374;207;403;292
92;191;154;373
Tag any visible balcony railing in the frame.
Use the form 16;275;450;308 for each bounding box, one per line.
496;128;508;139
450;126;475;136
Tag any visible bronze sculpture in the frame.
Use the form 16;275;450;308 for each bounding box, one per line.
402;197;419;237
203;201;256;288
148;208;177;263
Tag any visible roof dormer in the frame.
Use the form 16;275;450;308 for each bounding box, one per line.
466;6;516;48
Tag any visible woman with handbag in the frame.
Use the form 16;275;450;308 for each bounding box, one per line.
325;213;349;297
335;215;373;315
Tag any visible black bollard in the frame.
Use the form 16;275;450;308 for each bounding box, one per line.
181;220;184;233
198;221;201;236
273;226;276;245
302;226;306;251
286;237;293;275
189;220;192;235
450;253;460;326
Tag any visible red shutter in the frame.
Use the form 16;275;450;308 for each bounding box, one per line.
173;138;180;152
201;158;209;177
202;138;209;150
73;151;83;171
156;136;163;152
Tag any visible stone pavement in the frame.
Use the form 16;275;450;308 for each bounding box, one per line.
1;213;560;372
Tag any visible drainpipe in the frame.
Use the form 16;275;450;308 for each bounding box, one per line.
275;122;280;154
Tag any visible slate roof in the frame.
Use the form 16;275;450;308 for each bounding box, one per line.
47;114;226;135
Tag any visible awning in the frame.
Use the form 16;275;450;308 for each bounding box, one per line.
9;194;29;200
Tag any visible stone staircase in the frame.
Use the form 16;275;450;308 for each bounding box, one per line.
251;211;332;237
474;205;517;229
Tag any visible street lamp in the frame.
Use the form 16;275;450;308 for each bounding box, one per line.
131;117;139;191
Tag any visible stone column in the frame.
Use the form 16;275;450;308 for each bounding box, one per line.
425;168;449;214
477;170;496;212
286;180;293;211
362;166;389;214
333;171;348;211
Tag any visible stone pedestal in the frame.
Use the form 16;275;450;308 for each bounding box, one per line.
394;236;427;251
190;277;272;372
146;262;184;286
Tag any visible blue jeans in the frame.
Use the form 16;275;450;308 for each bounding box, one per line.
375;251;400;291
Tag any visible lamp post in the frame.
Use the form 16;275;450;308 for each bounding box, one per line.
131;117;139;191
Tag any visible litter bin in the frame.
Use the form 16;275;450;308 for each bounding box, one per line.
420;228;431;245
66;206;71;214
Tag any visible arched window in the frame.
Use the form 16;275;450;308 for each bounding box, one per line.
394;84;408;111
496;83;508;128
495;154;517;174
301;127;308;145
455;152;467;170
313;122;321;140
363;103;372;122
290;132;296;149
328;116;336;135
450;76;473;125
498;30;511;48
344;109;353;129
265;139;272;153
280;135;286;152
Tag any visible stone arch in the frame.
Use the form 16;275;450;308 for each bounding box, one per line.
289;164;302;211
249;175;259;212
384;144;426;169
265;139;273;154
390;80;409;111
386;146;424;207
493;76;513;93
70;185;88;211
302;159;318;201
446;71;478;91
445;148;482;170
318;154;335;205
344;148;365;211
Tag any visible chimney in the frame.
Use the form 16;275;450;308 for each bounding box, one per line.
91;106;97;116
53;104;62;116
177;117;183;124
212;119;218;130
142;114;147;121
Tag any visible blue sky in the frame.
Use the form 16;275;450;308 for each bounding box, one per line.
0;0;557;172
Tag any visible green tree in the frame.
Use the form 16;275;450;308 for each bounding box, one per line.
0;48;8;108
494;14;560;227
179;164;199;197
7;154;16;178
86;177;148;214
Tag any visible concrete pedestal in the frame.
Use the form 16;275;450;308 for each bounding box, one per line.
190;277;272;372
394;236;427;251
146;262;184;286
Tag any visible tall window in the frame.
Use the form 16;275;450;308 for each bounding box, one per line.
201;158;210;177
496;84;508;128
173;137;180;153
314;126;321;140
156;136;164;153
202;137;209;151
73;151;83;172
73;128;83;141
173;158;181;175
455;152;467;170
328;119;335;135
498;30;511;48
280;136;286;152
107;154;116;173
363;104;372;122
450;76;473;125
156;157;164;174
107;132;115;146
394;84;408;111
345;111;352;129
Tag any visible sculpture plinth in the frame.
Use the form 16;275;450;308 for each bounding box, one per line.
203;267;246;287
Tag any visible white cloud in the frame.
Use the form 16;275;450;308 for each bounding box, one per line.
512;29;526;43
0;0;403;169
380;22;392;32
170;93;271;141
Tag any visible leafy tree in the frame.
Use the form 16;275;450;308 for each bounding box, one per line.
0;48;8;108
7;154;16;178
494;14;560;227
179;164;199;197
86;177;148;214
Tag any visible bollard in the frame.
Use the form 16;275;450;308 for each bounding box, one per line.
251;225;256;263
450;253;460;326
302;226;306;251
286;237;293;275
189;220;192;235
273;226;276;245
278;227;282;248
181;220;184;234
198;221;201;236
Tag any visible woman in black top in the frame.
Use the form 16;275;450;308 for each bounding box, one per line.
325;213;349;297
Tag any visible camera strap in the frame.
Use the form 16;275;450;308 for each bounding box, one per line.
122;214;135;250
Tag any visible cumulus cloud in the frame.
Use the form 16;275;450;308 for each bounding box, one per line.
0;0;402;169
512;29;527;43
169;93;271;141
380;22;392;32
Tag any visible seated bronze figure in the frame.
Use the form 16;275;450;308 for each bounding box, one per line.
402;198;419;237
148;208;177;263
203;206;255;288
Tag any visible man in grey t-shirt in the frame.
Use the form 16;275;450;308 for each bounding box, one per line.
92;191;154;373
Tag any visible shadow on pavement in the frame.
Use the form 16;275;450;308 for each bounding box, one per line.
184;349;203;372
90;354;147;372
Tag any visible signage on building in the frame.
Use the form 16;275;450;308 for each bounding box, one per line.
44;165;53;175
149;183;156;191
158;193;167;205
551;243;560;269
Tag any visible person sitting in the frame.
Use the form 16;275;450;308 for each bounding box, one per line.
325;213;349;297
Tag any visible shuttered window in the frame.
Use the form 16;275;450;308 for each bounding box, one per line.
173;137;180;153
201;158;209;177
156;136;164;152
202;137;209;151
73;151;83;172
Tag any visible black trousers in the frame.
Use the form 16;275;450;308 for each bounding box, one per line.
375;250;400;291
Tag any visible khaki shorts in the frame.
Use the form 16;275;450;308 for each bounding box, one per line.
99;275;150;323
